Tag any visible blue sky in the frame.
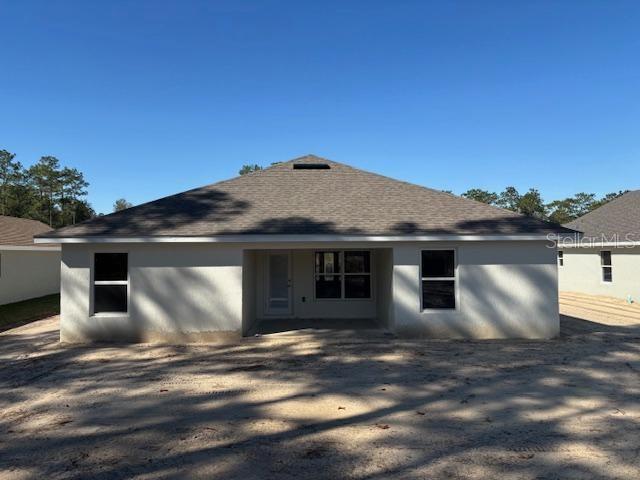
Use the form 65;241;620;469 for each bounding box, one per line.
1;0;638;214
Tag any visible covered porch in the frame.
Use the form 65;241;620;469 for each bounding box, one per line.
242;247;393;336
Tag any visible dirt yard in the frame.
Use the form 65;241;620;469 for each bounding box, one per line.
1;293;640;479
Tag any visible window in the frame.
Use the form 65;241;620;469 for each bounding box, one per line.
314;251;371;299
421;250;456;309
93;253;128;313
558;250;564;267
601;251;612;283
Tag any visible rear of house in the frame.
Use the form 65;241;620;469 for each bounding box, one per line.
36;155;569;342
559;190;640;301
0;216;61;305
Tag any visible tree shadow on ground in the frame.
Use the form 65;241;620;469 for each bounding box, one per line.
1;315;640;479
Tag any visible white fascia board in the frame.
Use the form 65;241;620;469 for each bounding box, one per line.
0;245;61;251
559;241;640;248
35;234;552;244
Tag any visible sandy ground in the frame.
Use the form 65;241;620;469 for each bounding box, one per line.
1;293;640;479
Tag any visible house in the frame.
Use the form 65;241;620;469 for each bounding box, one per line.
35;155;570;342
0;216;61;305
559;190;640;301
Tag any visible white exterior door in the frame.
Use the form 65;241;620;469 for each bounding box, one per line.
266;252;292;315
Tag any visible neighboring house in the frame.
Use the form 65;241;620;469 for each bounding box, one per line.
0;216;61;305
559;190;640;301
35;155;571;342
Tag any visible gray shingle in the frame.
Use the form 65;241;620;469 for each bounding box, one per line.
37;155;572;238
0;216;55;246
564;190;640;240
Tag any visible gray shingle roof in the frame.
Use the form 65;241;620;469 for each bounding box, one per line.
0;216;55;246
37;155;572;238
564;190;640;240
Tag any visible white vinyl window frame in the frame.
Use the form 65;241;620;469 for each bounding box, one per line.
90;251;130;316
420;248;459;311
600;250;613;284
558;250;564;267
313;250;373;301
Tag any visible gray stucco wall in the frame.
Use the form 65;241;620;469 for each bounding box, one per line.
392;241;559;339
0;249;61;305
59;240;558;342
558;246;640;301
60;243;243;342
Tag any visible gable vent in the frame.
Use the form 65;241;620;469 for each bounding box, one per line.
292;163;331;170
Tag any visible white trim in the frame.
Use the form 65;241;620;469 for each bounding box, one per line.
0;245;61;251
313;250;374;301
420;248;459;312
600;250;613;284
34;234;551;244
560;241;640;248
90;251;130;316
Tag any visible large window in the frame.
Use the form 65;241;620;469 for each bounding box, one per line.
93;253;128;313
315;251;371;299
421;250;456;309
601;251;612;283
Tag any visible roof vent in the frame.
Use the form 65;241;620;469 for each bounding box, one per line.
292;163;331;170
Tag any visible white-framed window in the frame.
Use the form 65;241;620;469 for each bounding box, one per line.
600;251;612;283
93;253;128;313
314;251;371;299
421;249;456;310
558;250;564;267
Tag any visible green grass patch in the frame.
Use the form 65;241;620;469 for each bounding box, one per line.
0;294;60;331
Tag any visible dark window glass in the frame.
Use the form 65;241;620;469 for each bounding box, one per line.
601;251;612;266
315;252;341;274
421;250;455;278
345;275;371;298
602;267;612;283
345;251;370;273
422;280;456;309
95;253;128;281
315;275;342;298
558;251;564;267
94;285;128;313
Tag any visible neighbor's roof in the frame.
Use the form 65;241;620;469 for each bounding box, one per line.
0;216;56;247
564;190;640;240
37;155;573;239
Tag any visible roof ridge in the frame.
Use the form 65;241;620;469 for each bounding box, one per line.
313;158;561;227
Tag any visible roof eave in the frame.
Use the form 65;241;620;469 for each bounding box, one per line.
35;233;556;244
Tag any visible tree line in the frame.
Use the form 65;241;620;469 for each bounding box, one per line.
460;187;627;224
0;149;94;228
0;151;626;230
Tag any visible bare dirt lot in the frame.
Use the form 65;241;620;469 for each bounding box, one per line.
1;293;640;479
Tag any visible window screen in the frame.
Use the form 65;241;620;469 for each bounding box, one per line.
315;251;371;299
601;251;612;283
421;250;456;309
94;253;128;313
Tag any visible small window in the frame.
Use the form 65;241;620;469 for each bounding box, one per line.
558;250;564;267
94;253;128;313
421;250;456;309
314;251;371;299
601;251;612;283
